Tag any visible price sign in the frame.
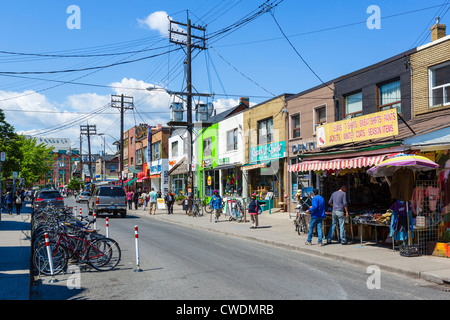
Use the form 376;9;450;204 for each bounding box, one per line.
416;216;425;227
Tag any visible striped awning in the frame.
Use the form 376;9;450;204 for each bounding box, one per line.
288;155;387;172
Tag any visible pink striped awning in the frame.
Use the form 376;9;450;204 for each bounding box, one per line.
288;155;387;172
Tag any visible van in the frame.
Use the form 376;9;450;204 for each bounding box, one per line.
88;186;127;218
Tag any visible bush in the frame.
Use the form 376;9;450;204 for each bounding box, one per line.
175;195;185;201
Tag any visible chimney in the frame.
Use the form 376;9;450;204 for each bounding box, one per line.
430;17;446;42
239;97;249;108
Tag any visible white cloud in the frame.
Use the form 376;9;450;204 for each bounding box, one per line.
138;11;171;38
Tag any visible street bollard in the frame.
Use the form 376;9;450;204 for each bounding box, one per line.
106;217;109;238
79;207;82;216
74;205;77;217
93;212;97;230
134;225;142;272
44;233;57;283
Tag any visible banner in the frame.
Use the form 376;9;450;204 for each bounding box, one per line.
316;109;398;147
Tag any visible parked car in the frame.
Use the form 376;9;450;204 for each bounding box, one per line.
76;192;91;203
88;186;127;218
33;190;64;211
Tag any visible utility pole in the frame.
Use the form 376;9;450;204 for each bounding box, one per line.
80;124;97;185
169;11;209;197
111;94;133;186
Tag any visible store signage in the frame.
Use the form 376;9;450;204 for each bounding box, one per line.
250;141;285;162
218;157;230;164
316;109;398;147
292;140;317;154
202;158;212;168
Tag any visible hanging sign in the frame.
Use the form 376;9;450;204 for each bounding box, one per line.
207;175;212;186
316;109;398;147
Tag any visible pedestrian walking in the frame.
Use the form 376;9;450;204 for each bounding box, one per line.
305;189;326;246
14;191;22;215
126;189;133;210
248;194;261;228
141;190;148;210
209;190;223;223
6;192;13;215
148;188;157;215
165;190;175;214
133;189;140;210
327;185;349;244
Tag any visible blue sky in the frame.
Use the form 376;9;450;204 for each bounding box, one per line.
0;0;448;153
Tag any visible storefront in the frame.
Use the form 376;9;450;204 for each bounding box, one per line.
243;141;286;209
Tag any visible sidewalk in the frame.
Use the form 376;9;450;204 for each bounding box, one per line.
131;204;450;285
0;205;32;300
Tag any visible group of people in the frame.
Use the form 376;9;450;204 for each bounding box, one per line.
126;187;177;215
2;189;27;215
305;185;349;246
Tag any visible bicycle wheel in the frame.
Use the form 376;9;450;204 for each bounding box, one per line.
203;201;213;214
86;238;121;271
33;242;68;276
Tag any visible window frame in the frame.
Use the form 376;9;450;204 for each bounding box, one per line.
226;128;238;152
290;113;301;139
429;61;450;108
377;78;401;112
257;117;273;145
203;137;212;157
344;91;363;118
313;104;327;133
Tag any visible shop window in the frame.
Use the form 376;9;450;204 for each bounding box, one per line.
226;128;238;151
291;114;300;138
172;141;179;157
429;61;450;107
314;105;326;133
258;117;273;145
203;138;212;157
378;80;401;112
344;91;363;118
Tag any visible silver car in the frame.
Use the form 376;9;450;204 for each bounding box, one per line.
76;192;91;203
88;186;127;218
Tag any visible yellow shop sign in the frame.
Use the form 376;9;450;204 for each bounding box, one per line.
316;109;398;147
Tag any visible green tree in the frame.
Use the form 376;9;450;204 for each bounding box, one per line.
0;109;22;183
68;177;83;191
19;136;55;187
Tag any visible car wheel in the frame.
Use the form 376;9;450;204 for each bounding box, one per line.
121;211;126;218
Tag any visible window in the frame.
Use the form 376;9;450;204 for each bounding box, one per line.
291;114;301;138
203;138;212;157
257;117;273;145
345;91;363;118
314;105;327;132
226;128;238;151
379;80;401;112
429;62;450;107
109;164;116;172
130;137;134;145
151;141;161;161
172;141;179;157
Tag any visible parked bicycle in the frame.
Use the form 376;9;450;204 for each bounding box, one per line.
31;205;121;276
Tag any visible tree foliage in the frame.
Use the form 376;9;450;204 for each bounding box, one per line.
0;109;55;187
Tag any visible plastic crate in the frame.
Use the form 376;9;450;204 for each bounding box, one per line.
399;244;420;257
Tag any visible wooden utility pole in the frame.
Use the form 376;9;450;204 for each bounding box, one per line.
80;124;97;183
111;94;133;186
169;11;208;196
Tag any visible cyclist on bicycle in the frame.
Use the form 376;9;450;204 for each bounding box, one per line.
209;190;223;223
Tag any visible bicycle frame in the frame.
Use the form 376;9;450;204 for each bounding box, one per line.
53;231;103;263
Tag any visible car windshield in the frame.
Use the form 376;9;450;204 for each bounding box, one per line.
38;192;61;199
81;193;90;196
98;187;125;197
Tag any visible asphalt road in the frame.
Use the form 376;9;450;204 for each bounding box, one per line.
30;197;449;301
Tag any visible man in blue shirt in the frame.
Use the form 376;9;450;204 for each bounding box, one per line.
305;189;326;246
209;190;223;223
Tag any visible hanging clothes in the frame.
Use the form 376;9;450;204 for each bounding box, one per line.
389;200;413;241
389;168;414;201
411;186;425;215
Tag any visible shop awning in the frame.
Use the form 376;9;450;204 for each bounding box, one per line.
288;155;387;172
168;157;187;175
214;162;241;170
137;176;149;183
124;177;137;186
240;162;270;171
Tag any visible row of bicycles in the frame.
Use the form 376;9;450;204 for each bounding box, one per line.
31;205;121;276
185;197;245;222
